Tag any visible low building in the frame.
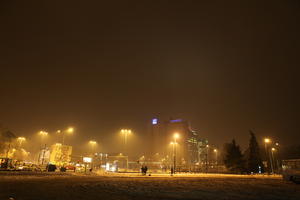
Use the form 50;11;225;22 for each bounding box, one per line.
49;143;72;166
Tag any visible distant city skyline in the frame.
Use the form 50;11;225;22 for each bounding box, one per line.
0;0;299;153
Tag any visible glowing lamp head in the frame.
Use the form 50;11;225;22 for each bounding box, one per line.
89;140;97;145
17;137;26;141
272;148;276;151
214;149;218;152
67;127;74;133
39;131;48;136
121;129;132;134
174;133;179;139
264;138;270;143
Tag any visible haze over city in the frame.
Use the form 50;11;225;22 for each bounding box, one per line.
1;1;299;154
0;1;299;199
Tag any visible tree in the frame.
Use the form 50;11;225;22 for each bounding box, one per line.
224;139;245;173
0;128;16;157
245;130;264;173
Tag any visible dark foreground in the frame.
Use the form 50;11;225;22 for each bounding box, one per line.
0;173;299;200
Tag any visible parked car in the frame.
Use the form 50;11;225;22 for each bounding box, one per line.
65;165;76;171
46;164;57;172
0;158;13;170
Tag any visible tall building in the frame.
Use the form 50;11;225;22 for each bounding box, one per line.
149;118;162;156
149;118;208;169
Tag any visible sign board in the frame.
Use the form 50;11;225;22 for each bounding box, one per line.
83;157;92;163
152;118;158;125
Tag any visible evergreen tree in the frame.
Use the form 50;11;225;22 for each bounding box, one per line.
246;130;264;173
224;139;245;173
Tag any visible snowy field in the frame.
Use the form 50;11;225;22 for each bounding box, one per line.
0;172;299;200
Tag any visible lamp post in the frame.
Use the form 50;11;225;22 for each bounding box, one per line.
89;140;97;155
172;133;179;174
214;149;218;173
89;140;97;169
121;129;131;155
264;138;269;173
264;138;274;174
59;127;74;146
39;131;48;165
170;142;177;174
206;144;209;173
214;149;218;165
275;143;280;172
271;147;278;173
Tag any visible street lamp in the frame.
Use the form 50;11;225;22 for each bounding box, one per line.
170;141;178;174
58;127;74;145
89;140;97;154
174;133;179;140
214;149;218;165
205;144;209;173
89;140;97;169
67;127;74;133
89;140;97;145
214;149;218;173
17;137;26;147
121;129;132;171
38;131;48;165
264;138;274;174
39;131;48;137
39;131;48;145
271;147;278;173
264;138;270;143
172;133;180;174
121;129;132;154
274;142;280;171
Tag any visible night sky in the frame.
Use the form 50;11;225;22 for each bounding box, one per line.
0;0;299;153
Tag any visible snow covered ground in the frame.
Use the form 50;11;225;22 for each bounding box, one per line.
0;172;299;200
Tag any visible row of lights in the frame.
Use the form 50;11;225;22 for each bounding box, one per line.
264;138;279;151
38;127;74;136
121;129;132;134
18;130;278;156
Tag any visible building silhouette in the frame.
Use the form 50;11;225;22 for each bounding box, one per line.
148;118;208;170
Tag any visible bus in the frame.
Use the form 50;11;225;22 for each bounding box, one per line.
282;159;300;183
